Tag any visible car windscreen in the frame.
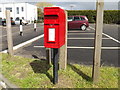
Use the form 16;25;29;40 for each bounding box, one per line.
68;17;73;21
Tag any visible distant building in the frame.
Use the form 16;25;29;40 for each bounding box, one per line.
0;3;37;22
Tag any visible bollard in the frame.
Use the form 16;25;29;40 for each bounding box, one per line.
19;19;23;36
34;20;37;31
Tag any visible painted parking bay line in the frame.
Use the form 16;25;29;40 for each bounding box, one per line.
68;33;95;35
2;34;44;53
102;33;120;44
34;46;120;50
89;26;95;30
68;38;110;40
89;26;120;44
68;31;88;33
67;46;120;49
0;35;7;38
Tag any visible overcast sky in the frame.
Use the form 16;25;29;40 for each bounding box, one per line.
0;0;119;10
51;2;118;10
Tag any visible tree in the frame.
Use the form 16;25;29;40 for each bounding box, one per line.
36;2;53;11
36;2;53;22
37;8;43;20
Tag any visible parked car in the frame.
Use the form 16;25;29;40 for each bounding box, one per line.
68;16;89;30
15;18;28;25
2;18;15;26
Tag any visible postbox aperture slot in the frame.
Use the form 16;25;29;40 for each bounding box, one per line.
48;28;56;42
44;15;58;19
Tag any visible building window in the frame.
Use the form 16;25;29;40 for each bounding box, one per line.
0;8;1;12
16;7;19;14
21;7;24;12
6;7;12;12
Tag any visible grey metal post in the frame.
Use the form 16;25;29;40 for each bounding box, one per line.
6;10;13;55
53;48;59;84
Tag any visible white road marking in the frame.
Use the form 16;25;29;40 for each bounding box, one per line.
87;28;91;30
68;28;92;32
68;47;120;49
34;46;44;48
34;46;120;50
89;26;120;44
89;26;95;30
68;38;110;39
0;35;7;38
2;34;44;53
102;33;120;44
68;31;86;33
68;33;94;35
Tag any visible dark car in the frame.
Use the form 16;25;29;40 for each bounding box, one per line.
2;18;15;26
68;16;89;30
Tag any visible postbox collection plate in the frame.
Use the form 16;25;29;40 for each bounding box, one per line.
48;28;55;42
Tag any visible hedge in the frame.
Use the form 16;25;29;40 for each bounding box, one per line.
67;10;120;24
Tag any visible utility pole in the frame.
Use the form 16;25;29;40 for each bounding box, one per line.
92;0;104;83
69;4;75;10
6;10;13;55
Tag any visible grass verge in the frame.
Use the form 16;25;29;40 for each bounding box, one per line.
0;53;119;88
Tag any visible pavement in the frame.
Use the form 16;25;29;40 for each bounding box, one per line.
10;23;119;67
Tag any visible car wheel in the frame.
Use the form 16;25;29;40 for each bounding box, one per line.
81;25;87;31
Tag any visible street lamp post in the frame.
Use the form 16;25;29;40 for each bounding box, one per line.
69;4;76;10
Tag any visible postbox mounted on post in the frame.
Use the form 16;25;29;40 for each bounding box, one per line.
44;7;66;48
44;7;66;84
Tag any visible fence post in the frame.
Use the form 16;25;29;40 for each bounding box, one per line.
92;0;104;83
59;11;68;70
6;10;13;55
46;48;51;65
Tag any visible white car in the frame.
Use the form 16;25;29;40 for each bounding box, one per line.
15;19;28;25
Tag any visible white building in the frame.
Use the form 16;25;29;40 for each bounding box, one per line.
0;3;37;22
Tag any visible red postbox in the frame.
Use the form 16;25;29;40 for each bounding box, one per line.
44;7;66;48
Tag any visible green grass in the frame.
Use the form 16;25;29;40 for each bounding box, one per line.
0;53;119;88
